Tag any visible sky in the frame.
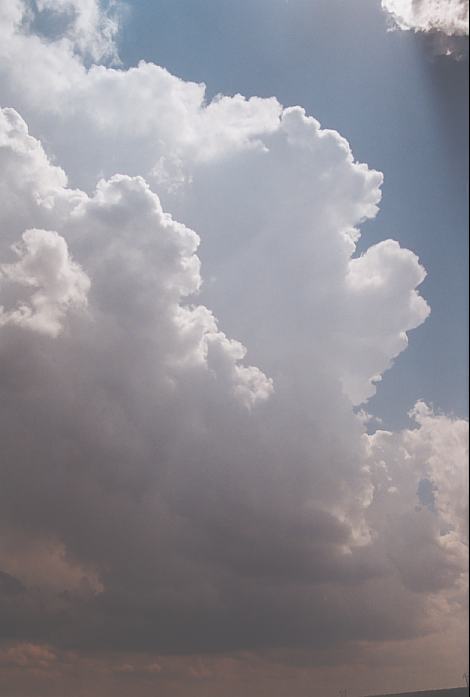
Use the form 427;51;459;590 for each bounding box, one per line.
0;1;468;696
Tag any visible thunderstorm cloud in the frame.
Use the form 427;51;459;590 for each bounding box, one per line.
0;1;467;695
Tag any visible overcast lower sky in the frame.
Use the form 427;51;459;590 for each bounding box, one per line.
0;1;468;696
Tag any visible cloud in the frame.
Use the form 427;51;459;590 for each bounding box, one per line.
381;0;469;57
366;402;469;595
0;228;90;336
24;0;122;62
382;0;469;36
0;1;467;692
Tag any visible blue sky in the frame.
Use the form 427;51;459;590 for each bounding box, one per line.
120;0;469;429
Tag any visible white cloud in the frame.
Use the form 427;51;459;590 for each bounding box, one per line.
27;0;121;61
0;0;466;675
366;403;469;597
0;228;89;336
382;0;469;36
0;105;272;401
0;4;429;405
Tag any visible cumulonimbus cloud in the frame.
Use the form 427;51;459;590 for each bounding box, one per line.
0;0;467;686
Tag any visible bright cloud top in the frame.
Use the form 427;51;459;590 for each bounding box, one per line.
382;0;469;36
0;0;467;689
